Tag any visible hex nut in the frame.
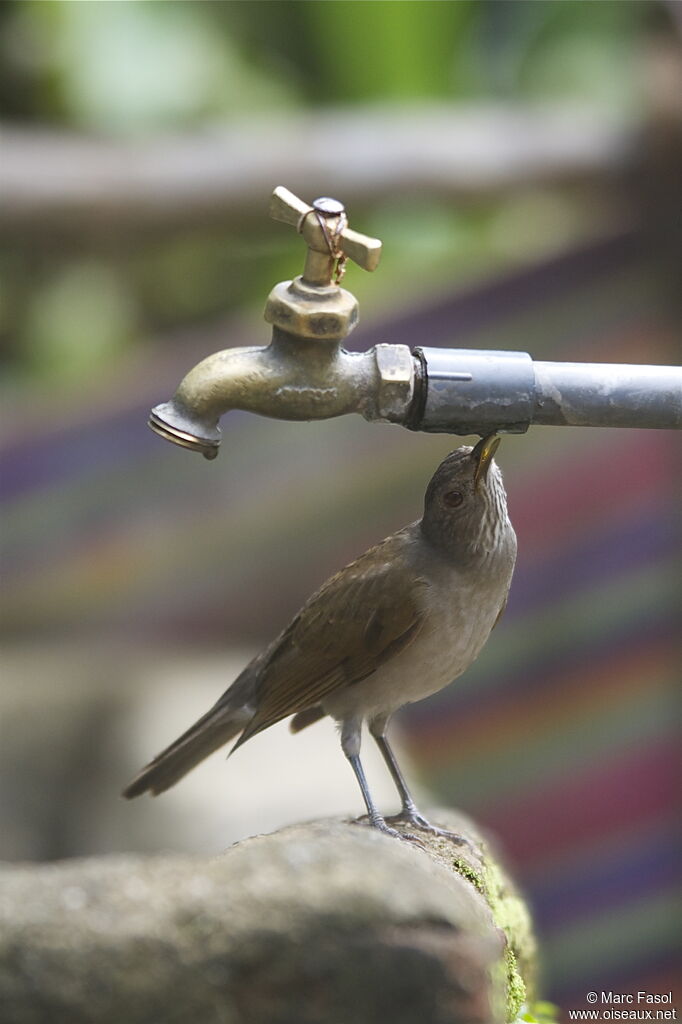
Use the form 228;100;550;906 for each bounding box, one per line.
264;280;359;342
375;344;415;421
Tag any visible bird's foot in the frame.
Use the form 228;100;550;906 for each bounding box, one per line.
353;814;425;846
385;808;468;845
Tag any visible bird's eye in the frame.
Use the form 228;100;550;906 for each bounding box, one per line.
443;490;464;508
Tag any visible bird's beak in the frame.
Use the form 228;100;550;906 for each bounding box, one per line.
472;434;501;491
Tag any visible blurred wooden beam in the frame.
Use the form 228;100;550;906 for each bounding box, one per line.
0;103;630;241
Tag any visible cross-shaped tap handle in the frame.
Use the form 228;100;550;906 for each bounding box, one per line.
270;185;382;287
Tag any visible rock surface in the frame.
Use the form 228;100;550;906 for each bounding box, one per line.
0;811;535;1024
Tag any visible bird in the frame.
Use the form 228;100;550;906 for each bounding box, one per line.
123;435;517;840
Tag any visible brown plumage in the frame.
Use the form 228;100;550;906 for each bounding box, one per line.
123;436;516;840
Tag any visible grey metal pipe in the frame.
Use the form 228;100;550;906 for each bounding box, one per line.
412;347;682;434
532;360;682;429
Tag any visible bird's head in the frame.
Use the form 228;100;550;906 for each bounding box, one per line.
421;435;508;559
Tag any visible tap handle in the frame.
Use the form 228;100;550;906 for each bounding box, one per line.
270;185;310;227
270;185;382;285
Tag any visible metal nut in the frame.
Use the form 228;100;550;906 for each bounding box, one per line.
375;344;414;421
264;280;359;342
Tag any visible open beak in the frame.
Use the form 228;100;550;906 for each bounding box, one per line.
472;434;501;491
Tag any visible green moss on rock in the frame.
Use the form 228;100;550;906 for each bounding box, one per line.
451;836;536;1023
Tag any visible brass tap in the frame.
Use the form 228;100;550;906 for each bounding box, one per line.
269;186;381;287
149;187;414;459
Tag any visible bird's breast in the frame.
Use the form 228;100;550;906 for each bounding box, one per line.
323;553;513;724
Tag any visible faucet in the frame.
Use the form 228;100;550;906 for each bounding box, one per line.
149;186;415;459
149;186;681;458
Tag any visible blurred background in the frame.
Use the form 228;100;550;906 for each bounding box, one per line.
1;0;680;1011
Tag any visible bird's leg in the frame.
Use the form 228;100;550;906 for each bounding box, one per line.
370;717;465;843
369;716;421;820
341;718;419;842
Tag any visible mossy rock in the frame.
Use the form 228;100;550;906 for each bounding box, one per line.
0;810;537;1024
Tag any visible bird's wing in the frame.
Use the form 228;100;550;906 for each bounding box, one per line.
233;534;429;747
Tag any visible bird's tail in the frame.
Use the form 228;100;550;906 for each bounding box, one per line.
122;685;256;799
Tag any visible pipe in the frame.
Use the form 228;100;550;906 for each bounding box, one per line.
411;347;682;434
531;360;682;429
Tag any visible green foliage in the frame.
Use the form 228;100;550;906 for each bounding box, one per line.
1;0;647;129
4;0;300;132
518;1000;561;1024
24;262;134;383
300;1;475;102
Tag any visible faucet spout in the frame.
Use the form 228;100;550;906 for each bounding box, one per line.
149;328;415;460
148;344;264;460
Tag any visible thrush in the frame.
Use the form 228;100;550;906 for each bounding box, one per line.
123;435;517;840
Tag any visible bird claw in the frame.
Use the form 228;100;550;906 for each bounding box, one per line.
385;809;468;845
352;815;425;847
